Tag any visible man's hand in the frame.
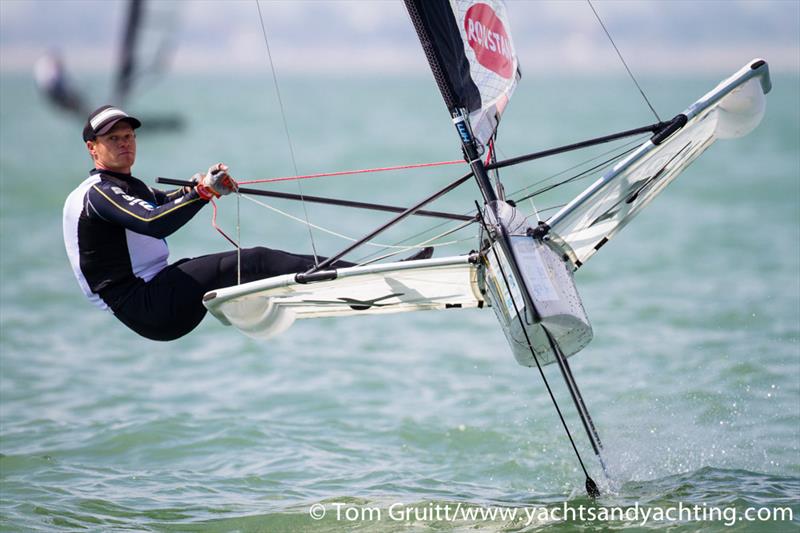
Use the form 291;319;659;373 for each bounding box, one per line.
196;163;238;199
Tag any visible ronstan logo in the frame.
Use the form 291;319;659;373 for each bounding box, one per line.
110;185;154;210
464;3;514;78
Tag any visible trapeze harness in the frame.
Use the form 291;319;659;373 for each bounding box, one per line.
63;169;345;341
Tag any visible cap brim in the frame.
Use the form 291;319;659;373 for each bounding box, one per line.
95;116;142;137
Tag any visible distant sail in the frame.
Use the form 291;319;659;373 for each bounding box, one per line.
405;0;521;146
114;0;142;104
34;52;88;116
113;0;180;106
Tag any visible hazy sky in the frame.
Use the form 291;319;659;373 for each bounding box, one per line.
1;0;798;75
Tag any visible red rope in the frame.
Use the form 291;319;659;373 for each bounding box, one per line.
484;139;494;166
239;159;464;185
217;150;492;244
210;198;239;248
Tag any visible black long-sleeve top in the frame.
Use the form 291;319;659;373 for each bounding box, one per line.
63;169;207;310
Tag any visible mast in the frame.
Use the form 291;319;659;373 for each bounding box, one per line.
115;0;142;104
404;0;605;496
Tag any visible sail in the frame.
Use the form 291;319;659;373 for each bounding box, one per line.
203;256;483;339
547;60;771;268
114;0;142;103
113;0;180;105
405;0;520;146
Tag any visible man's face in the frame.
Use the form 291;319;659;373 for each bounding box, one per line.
87;121;137;173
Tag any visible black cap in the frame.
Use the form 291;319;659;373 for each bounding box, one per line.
82;105;142;142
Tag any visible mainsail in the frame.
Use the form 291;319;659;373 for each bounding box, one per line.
405;0;520;146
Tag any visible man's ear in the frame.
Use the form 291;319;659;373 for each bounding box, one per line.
86;140;96;158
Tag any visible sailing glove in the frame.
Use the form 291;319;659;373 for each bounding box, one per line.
196;163;238;200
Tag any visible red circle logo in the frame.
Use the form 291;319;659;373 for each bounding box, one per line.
464;3;514;79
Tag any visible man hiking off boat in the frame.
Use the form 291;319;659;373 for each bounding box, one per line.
34;51;87;117
63;105;433;341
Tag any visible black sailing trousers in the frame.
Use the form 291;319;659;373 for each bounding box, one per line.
109;247;352;341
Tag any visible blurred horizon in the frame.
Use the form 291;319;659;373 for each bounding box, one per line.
1;0;798;77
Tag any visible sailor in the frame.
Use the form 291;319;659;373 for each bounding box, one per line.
34;51;87;117
63;105;367;341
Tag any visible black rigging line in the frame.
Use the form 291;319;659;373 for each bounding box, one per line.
507;136;645;200
487;123;662;172
298;172;475;278
587;0;662;123
512;145;640;204
353;139;642;263
155;178;473;221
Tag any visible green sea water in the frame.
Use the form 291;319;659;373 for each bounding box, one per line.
1;68;799;532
